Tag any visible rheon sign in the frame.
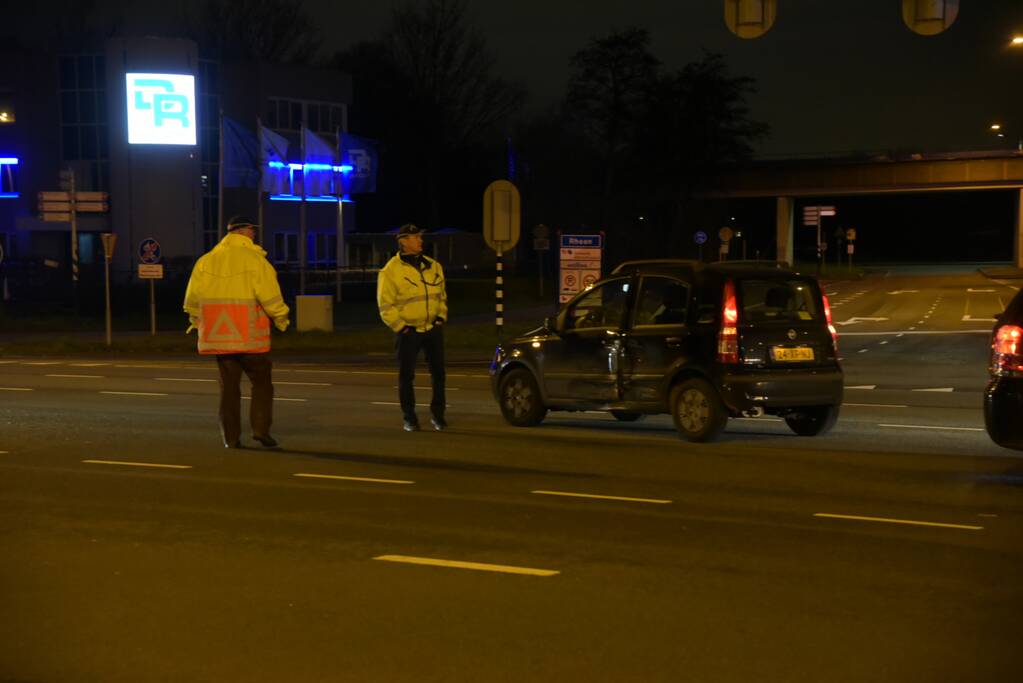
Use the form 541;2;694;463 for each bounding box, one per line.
125;73;197;146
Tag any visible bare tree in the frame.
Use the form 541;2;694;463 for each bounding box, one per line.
182;0;321;64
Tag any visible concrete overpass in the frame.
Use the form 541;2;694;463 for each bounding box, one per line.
711;150;1023;267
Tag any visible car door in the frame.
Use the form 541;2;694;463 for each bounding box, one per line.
542;278;632;402
620;276;696;405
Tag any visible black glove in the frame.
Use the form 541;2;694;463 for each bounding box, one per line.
400;325;415;334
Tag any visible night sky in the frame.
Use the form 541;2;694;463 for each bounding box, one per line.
312;0;1023;158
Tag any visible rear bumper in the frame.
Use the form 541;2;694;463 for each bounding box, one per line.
984;377;1023;450
719;366;844;412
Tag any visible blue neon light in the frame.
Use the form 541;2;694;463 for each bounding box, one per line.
337;165;353;174
0;157;18;165
269;195;340;203
304;163;334;171
287;163;303;170
268;161;285;168
0;192;18;199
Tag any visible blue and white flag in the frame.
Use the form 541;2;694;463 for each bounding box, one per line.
259;122;290;195
222;116;260;189
339;133;379;195
302;126;337;197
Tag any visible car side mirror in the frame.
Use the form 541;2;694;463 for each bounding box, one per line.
544;316;559;334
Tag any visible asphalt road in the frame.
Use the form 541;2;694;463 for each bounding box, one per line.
1;268;1021;682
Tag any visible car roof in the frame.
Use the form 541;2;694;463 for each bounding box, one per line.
610;259;804;279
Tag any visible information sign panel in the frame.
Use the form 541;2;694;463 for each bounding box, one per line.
559;234;603;304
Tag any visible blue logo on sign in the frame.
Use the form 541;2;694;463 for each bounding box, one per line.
132;78;190;128
560;234;602;248
694;231;708;245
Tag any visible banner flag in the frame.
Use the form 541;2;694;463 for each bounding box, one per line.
302;126;337;197
222;117;260;189
259;122;291;195
339;133;379;194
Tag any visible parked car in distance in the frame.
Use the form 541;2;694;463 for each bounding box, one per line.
984;285;1023;450
490;259;844;442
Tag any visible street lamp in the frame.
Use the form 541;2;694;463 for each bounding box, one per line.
1012;35;1023;46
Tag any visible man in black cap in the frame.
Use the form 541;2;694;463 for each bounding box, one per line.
377;223;449;431
184;215;290;448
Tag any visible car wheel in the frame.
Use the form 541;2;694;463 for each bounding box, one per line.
498;368;547;427
670;378;727;442
784;405;840;436
610;410;644;422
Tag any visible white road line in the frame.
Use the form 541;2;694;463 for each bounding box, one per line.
857;349;868;353
292;369;349;374
242;396;307;402
0;450;8;454
532;490;672;504
82;459;192;470
154;377;216;382
392;386;459;391
351;371;396;376
294;473;414;485
373;555;559;577
100;391;168;397
879;423;983;432
45;374;103;379
22;361;61;365
113;364;182;369
846;385;876;390
371;401;451;407
0;360;18;364
735;417;784;422
275;381;331;386
0;387;33;392
844;403;908;408
912;387;954;392
814;513;983;531
69;362;110;367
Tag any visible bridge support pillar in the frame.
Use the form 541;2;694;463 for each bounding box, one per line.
776;196;794;266
1015;189;1023;269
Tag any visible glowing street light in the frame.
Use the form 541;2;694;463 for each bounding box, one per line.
1012;36;1023;46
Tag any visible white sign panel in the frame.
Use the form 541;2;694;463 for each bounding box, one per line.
126;73;197;146
559;234;603;304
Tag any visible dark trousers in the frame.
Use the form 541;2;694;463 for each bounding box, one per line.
396;326;446;423
215;352;274;445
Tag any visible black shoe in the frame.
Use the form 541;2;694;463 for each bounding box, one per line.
430;416;448;431
225;440;242;449
252;434;279;448
403;419;420;432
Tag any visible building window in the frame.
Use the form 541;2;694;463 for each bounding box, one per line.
312;232;337;264
0;157;18;198
0;91;14;124
265;97;346;135
57;54;108;192
273;232;299;264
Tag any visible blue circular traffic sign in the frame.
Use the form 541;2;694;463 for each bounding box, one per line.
694;231;708;245
138;238;161;264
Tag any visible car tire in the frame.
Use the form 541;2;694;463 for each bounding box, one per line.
498;368;548;427
610;410;644;422
784;405;840;436
670;378;727;442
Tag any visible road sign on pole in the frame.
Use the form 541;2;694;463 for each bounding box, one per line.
483;180;521;338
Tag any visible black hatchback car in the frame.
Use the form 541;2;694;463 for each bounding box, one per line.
490;259;844;442
984;285;1023;450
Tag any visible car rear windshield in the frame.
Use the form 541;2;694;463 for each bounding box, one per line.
739;279;820;323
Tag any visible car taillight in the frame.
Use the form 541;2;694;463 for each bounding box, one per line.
991;324;1023;376
718;278;739;364
822;293;838;351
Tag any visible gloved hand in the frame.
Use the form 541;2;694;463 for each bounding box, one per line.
433;317;444;326
185;316;199;334
274;317;289;332
400;325;415;334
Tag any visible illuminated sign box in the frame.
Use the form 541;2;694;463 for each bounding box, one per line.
125;73;197;145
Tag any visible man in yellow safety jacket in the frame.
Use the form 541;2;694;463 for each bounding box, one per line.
377;223;448;432
184;216;290;448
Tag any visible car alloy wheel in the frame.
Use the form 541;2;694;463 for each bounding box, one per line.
670;378;727;442
498;368;547;427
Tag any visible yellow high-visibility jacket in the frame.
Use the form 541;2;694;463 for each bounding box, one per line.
377;252;448;333
183;232;290;354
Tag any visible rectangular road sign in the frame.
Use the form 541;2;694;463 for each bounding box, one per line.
38;191;109;202
38;201;108;213
138;264;164;279
41;212;72;222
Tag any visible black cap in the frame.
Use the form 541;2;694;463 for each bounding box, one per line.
226;215;258;232
396;223;424;239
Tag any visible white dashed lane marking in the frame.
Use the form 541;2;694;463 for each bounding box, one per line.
373;555;559;577
814;513;983;531
82;459;192;470
294;473;414;485
532;490;672;505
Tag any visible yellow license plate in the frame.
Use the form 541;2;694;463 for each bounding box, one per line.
772;346;814;362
